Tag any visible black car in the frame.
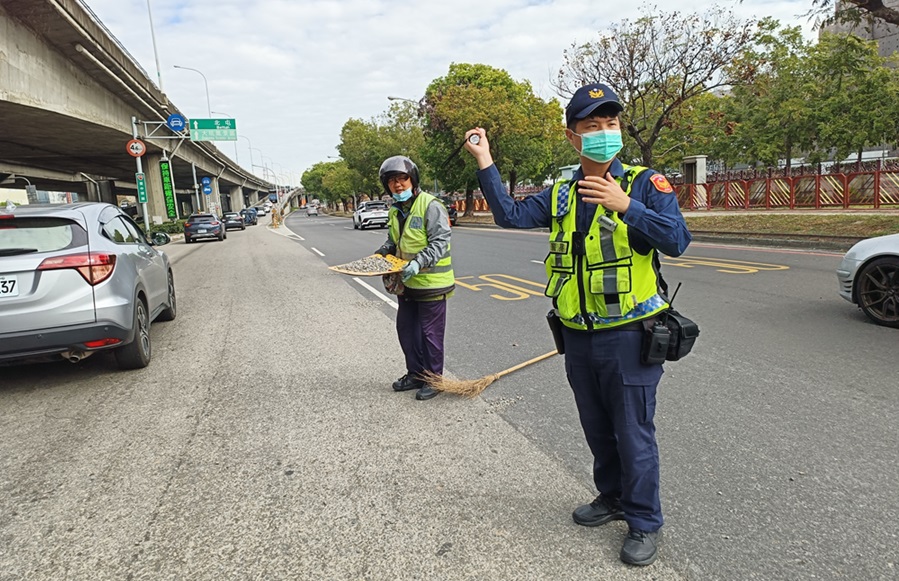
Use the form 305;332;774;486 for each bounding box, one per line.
437;196;458;226
183;213;226;243
222;212;246;231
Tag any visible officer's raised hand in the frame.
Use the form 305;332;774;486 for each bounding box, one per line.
463;128;493;169
578;172;631;214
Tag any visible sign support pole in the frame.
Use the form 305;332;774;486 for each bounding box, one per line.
132;116;149;231
192;162;202;212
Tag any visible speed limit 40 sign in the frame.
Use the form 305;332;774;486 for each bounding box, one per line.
126;139;146;157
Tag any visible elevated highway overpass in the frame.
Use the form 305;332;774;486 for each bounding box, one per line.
0;0;273;224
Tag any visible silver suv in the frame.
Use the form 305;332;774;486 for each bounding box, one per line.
353;200;389;230
0;202;176;369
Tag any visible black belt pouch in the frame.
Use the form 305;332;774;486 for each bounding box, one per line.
546;310;566;355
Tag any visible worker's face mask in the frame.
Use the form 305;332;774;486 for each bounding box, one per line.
574;129;623;163
392;188;413;202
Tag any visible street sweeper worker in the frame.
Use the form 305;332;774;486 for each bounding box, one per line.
373;155;455;401
462;83;691;566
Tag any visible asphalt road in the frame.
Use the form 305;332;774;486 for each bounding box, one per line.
1;210;896;580
290;211;899;580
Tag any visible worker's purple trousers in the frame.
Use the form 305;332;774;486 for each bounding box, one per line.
396;296;447;377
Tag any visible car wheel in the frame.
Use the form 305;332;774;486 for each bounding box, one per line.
856;256;899;328
354;221;359;230
115;298;151;369
157;271;177;322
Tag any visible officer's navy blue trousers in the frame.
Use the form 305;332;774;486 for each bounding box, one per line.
396;297;447;376
562;325;664;532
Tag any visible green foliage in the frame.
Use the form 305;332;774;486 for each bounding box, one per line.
136;220;186;235
337;102;427;199
422;63;564;198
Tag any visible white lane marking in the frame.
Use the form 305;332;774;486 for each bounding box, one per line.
311;247;325;257
353;277;398;310
531;260;542;264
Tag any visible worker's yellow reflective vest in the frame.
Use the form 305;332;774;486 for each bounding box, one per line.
545;166;668;331
388;192;454;290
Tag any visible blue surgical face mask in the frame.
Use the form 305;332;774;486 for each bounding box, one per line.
574;129;623;163
392;188;413;202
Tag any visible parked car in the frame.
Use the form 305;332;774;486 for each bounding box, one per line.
0;202;176;369
222;212;246;231
239;208;258;225
184;213;226;243
306;205;319;217
836;232;899;327
437;195;458;226
353;200;389;229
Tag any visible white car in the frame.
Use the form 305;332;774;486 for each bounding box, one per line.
353;201;389;230
836;232;899;327
306;206;319;217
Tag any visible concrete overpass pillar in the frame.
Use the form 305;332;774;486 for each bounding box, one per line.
208;177;224;217
142;153;174;224
229;186;244;210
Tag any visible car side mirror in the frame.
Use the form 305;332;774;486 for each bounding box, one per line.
151;232;172;246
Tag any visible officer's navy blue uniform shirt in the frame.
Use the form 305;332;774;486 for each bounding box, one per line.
475;160;691;258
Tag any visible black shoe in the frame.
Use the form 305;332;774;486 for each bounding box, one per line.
392;374;424;392
620;528;662;566
572;495;625;527
415;385;440;400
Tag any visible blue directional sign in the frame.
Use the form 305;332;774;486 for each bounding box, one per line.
202;185;213;195
201;176;212;186
166;113;187;132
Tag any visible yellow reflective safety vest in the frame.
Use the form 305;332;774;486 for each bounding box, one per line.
388;192;454;290
544;166;668;331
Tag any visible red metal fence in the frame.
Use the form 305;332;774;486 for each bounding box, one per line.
454;160;899;212
675;166;899;210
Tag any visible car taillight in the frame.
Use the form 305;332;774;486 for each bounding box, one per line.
210;221;220;226
38;253;116;285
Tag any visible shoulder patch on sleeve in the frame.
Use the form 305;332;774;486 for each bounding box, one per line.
649;173;674;193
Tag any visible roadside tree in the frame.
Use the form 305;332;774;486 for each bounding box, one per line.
555;6;757;167
422;63;565;215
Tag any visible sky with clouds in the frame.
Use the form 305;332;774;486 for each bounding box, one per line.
86;0;819;185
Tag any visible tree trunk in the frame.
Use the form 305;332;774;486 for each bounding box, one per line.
508;168;517;197
640;144;653;167
464;187;474;217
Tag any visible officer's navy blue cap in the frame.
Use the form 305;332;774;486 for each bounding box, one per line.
565;83;623;126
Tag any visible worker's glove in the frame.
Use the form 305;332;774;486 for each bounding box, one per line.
374;245;390;257
401;259;420;282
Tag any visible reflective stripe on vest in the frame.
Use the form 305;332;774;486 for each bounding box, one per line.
388;192;454;290
544;165;667;330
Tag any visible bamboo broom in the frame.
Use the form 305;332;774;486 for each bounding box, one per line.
420;350;560;398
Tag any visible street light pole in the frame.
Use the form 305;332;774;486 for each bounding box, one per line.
240;136;255;170
145;0;164;91
173;65;211;116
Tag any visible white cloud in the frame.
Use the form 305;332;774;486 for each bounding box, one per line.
87;0;817;183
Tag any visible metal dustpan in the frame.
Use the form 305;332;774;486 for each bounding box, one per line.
329;254;408;276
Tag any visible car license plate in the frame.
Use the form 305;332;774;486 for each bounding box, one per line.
0;275;19;298
198;229;207;234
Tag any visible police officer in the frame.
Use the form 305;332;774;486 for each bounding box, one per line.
374;156;455;401
463;83;691;566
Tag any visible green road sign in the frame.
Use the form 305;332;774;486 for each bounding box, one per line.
189;118;238;141
159;161;177;220
136;172;147;203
